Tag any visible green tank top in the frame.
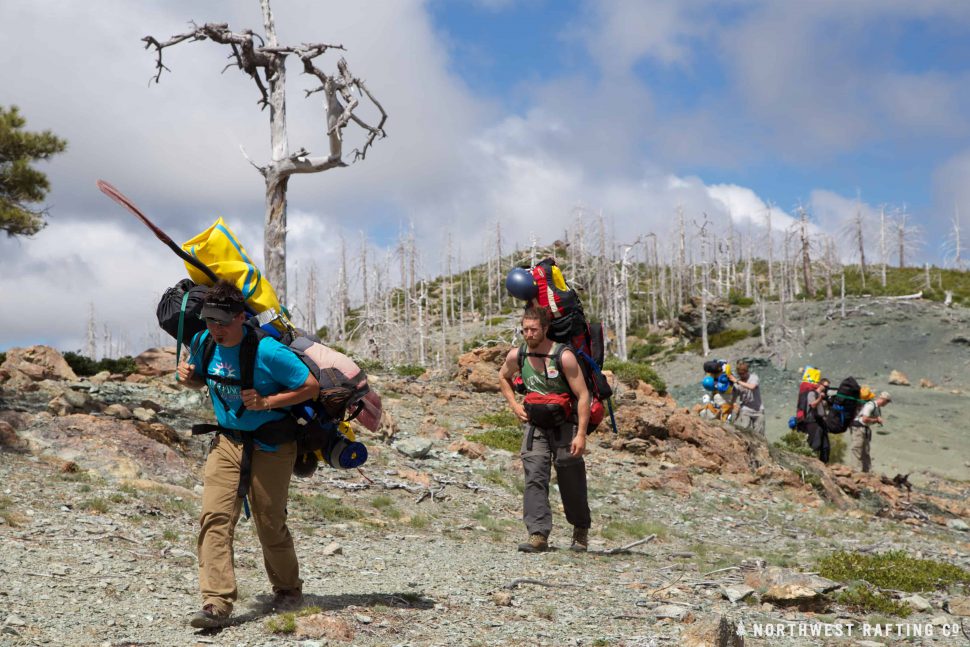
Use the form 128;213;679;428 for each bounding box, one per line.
520;343;570;395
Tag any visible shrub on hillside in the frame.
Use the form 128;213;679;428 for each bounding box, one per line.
393;364;426;378
62;351;137;377
728;291;755;307
628;343;662;362
603;359;666;394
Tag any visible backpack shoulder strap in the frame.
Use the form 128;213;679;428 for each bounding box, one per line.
550;343;578;400
238;328;263;391
517;343;527;372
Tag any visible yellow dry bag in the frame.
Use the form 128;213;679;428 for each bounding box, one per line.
181;218;290;334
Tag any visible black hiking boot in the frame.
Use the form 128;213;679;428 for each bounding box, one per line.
517;533;548;553
272;588;304;610
570;526;589;552
189;604;231;629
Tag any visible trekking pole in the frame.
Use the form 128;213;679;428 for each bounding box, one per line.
96;179;220;284
606;397;619;434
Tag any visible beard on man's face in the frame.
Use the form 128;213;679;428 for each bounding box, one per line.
524;333;545;349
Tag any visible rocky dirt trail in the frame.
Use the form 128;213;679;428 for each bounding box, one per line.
1;344;969;646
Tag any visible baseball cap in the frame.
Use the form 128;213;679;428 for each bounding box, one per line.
200;297;244;324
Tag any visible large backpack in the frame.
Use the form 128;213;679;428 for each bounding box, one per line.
519;258;615;432
190;325;378;474
791;381;820;431
820;377;862;434
528;258;592;347
195;323;377;430
157;279;210;348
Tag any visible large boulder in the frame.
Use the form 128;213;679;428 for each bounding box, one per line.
675;297;730;338
0;346;77;388
15;413;195;485
134;347;177;377
455;345;511;393
889;369;910;386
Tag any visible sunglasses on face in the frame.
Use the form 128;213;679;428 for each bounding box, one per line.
204;317;231;327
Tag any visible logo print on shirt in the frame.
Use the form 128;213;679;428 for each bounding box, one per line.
210;362;241;404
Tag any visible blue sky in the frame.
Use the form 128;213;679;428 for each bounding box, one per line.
2;0;970;352
430;0;970;212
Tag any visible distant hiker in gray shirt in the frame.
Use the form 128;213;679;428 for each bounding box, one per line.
729;361;765;437
850;391;892;473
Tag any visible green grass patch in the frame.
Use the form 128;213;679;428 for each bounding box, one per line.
80;498;110;514
628;343;663;362
817;550;970;593
832;583;912;617
393;364;426;378
265;605;323;634
472;504;516;541
409;514;430;529
602;359;666;394
729;291;755;307
534;604;555;620
356;358;383;372
710;329;751;349
292;493;362;521
600;519;667;541
371;494;394;509
477;410;519;428
462;334;501;352
479;469;508;488
467;428;522;453
774;431;815;457
839;265;970;305
487;316;508;327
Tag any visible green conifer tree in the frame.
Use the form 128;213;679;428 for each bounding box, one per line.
0;106;67;236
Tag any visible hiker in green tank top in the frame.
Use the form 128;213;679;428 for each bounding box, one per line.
498;306;592;553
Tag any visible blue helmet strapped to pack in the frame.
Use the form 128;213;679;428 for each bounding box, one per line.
702;375;716;391
505;267;538;301
716;374;731;392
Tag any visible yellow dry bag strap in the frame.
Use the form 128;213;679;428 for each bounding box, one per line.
174;290;191;382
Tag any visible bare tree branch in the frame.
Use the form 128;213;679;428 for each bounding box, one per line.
142;4;387;302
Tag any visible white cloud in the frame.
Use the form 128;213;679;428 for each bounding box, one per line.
5;0;961;353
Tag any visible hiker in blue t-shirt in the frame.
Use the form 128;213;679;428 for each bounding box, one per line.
177;281;319;628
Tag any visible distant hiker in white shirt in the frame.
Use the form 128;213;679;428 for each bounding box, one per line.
850;391;892;473
729;361;765;437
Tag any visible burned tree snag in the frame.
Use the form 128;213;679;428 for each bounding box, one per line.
143;0;387;303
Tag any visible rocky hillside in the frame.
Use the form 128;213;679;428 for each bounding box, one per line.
661;296;970;482
1;345;969;646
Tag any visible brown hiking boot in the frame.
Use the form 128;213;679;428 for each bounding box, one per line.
570;526;589;552
189;604;231;629
272;588;304;610
517;533;548;553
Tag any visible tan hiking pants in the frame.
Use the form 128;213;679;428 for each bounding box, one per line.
849;425;872;473
197;434;301;614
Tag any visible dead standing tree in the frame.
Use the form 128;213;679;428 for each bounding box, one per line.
143;1;387;304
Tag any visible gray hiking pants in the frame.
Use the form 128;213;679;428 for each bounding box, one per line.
736;407;766;437
520;421;591;538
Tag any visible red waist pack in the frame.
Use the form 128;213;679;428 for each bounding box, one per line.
523;392;573;428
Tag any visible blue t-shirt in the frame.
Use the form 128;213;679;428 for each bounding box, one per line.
189;329;310;433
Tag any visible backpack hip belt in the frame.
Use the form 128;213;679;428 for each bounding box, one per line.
192;419;296;500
